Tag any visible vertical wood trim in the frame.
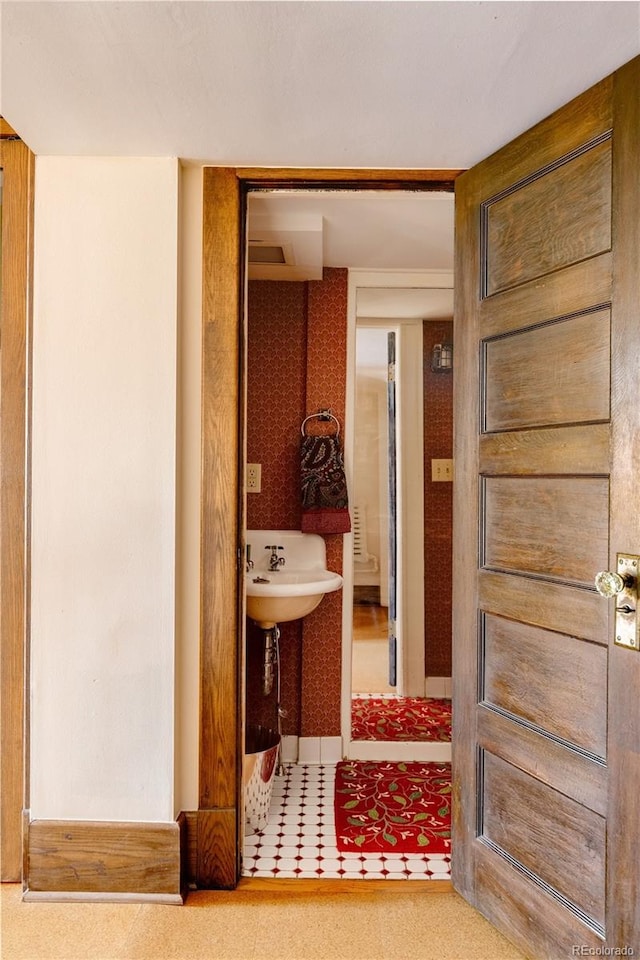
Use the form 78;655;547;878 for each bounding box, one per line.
199;168;242;887
195;809;238;891
0;138;34;882
608;54;640;954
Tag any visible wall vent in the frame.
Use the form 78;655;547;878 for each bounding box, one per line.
248;241;294;265
352;505;379;571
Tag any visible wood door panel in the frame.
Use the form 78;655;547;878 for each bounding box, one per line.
483;310;610;432
479;570;608;643
484;138;612;297
482;476;609;585
478;707;607;816
483;613;607;756
478;253;612;339
480;423;610;476
474;841;605;959
470;75;612;202
482;752;606;927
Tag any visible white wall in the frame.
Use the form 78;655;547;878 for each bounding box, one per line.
30;157;179;822
353;372;385;589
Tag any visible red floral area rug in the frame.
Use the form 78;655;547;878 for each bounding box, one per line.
351;696;452;742
334;760;452;854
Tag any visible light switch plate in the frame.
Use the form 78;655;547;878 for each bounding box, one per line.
432;458;453;482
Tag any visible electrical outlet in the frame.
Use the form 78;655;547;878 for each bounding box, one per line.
431;458;453;482
246;463;262;493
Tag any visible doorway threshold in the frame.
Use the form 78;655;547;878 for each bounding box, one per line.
347;740;451;762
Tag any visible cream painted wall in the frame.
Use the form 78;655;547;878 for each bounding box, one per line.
30;157;179;822
353;372;385;590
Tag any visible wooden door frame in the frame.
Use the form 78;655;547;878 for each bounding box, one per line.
0;125;34;881
199;166;462;887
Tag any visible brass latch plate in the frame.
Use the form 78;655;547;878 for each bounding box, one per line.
614;554;640;651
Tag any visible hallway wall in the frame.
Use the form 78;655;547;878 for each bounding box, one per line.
30;157;179;822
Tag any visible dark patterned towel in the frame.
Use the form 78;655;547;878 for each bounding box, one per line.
301;435;351;534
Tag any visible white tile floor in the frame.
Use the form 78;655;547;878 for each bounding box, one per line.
242;763;451;881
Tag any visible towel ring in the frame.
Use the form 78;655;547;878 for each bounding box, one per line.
301;409;340;437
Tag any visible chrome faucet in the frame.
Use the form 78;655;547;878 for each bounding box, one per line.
266;545;285;571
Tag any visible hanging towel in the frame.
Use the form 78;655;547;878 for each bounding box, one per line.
301;434;351;534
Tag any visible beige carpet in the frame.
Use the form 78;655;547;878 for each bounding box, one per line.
351;604;395;695
351;638;396;694
2;881;527;960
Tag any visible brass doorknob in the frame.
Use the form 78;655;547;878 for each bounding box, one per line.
595;555;640;651
595;570;626;598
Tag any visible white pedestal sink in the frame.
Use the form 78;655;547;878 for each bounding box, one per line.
245;530;343;629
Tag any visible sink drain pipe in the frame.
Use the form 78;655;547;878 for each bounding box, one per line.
262;624;286;776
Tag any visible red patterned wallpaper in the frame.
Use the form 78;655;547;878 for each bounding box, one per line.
246;280;308;532
301;268;348;738
423;321;454;677
245;270;349;739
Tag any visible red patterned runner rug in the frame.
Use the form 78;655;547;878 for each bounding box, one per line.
351;696;452;741
334;760;452;854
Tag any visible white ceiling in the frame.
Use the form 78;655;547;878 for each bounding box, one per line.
2;2;638;277
1;1;639;168
247;190;455;277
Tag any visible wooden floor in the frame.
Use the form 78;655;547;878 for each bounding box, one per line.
352;603;395;695
353;602;388;639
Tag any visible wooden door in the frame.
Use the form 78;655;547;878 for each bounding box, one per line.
452;56;640;957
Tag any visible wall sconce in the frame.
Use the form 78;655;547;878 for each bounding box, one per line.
431;342;453;372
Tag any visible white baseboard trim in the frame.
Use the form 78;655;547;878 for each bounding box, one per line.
424;676;452;699
281;735;299;763
295;736;344;764
320;737;343;763
293;734;451;764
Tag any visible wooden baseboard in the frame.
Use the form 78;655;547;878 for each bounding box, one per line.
26;819;183;902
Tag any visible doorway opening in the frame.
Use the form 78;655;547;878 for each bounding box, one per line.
242;186;454;880
343;272;453;764
351;324;397;698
